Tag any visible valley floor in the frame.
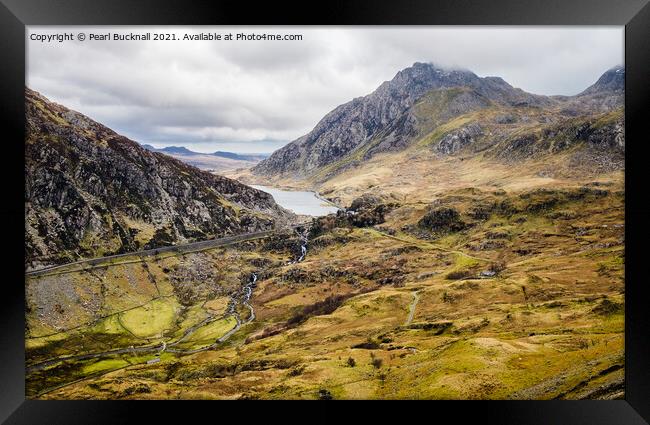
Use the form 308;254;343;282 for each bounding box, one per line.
25;175;624;400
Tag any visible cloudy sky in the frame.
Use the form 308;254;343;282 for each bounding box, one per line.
27;26;623;154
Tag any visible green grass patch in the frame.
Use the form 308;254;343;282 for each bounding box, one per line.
169;303;211;340
178;316;238;348
90;314;127;335
81;358;130;375
118;298;180;338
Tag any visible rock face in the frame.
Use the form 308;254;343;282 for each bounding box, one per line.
253;62;624;181
309;194;396;238
25;88;292;268
254;63;548;178
434;123;483;155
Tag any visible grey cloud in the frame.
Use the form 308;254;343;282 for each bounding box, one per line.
27;26;623;153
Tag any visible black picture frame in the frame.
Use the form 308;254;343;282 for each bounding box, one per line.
1;0;649;423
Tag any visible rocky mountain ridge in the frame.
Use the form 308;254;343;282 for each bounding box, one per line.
253;62;624;182
25;88;293;268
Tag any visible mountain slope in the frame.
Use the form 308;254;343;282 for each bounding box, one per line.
252;63;623;191
25;88;293;269
578;65;624;96
253;62;550;178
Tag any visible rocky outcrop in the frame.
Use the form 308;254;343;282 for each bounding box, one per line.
309;195;396;238
434;123;483;155
25;88;293;268
494;112;624;163
417;207;467;233
349;193;383;211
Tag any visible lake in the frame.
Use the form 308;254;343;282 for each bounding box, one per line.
252;185;340;217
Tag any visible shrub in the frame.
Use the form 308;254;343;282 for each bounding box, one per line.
347;357;356;367
286;294;349;327
352;339;380;349
287;365;306;376
592;299;623;316
371;357;383;369
418;207;466;232
488;260;507;274
446;269;473;280
442;291;453;303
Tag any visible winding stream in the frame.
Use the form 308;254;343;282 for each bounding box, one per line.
288;227;309;265
29;228;310;379
158;271;257;355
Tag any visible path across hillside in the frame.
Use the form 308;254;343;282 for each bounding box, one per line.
26;224;309;278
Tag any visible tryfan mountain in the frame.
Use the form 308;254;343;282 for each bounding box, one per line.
251;62;623;204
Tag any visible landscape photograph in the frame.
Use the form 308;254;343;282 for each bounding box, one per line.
25;26;625;400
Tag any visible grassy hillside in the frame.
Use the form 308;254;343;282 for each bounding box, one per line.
27;181;624;400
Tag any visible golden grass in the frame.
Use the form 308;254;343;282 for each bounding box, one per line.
29;175;625;400
118;298;180;339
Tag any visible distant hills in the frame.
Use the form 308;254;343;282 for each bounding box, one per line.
141;144;269;171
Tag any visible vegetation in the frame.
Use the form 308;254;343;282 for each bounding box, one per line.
25;64;625;400
26;182;624;400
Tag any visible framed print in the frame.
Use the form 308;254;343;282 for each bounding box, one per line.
1;0;649;423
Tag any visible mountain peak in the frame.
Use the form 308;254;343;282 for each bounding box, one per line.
253;61;552;178
406;61;473;74
385;62;478;90
579;66;624;96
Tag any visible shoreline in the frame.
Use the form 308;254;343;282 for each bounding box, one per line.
252;184;342;216
312;190;343;210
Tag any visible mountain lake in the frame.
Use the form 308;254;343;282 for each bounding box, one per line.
251;185;340;217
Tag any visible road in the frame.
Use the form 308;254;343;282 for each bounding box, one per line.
313;190;343;210
28;229;311;378
405;291;420;326
25;224;310;278
370;227;491;263
28;271;260;372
